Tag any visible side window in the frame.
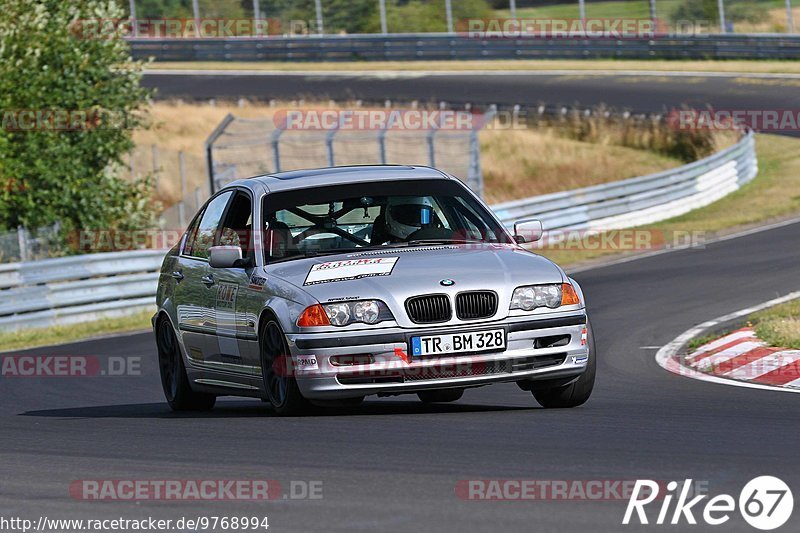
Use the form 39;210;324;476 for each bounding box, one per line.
185;191;233;259
217;192;253;257
182;212;203;257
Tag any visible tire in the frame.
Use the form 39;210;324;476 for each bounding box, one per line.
156;316;216;411
418;388;464;403
531;321;596;409
260;318;310;416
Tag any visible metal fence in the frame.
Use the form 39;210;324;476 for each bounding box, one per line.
0;225;61;263
131;33;800;62
205;109;491;196
0;250;162;331
0;131;758;331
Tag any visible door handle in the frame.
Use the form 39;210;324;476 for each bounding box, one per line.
171;271;184;282
201;274;215;286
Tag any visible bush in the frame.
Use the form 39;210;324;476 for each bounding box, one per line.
670;0;768;26
0;0;156;244
525;106;719;163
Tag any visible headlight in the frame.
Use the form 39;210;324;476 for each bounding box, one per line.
510;283;579;311
322;300;393;327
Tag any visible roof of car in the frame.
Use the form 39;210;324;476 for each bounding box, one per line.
224;165;455;193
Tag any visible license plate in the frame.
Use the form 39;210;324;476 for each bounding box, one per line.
410;329;506;357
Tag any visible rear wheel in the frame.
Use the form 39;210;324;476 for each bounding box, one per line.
531;322;596;408
418;388;464;403
260;319;310;416
156;316;216;411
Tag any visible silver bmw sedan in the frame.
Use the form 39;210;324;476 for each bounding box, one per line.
153;165;594;415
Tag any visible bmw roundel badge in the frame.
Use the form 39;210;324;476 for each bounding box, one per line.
440;279;455;287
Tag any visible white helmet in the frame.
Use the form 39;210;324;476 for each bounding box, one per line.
385;196;436;240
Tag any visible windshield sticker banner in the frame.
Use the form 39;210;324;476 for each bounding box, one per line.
304;257;399;286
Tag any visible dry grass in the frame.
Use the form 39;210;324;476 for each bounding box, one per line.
480;128;682;203
751;299;800;349
148;59;800;75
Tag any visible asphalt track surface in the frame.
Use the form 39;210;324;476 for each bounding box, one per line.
3;220;800;532
143;70;800;126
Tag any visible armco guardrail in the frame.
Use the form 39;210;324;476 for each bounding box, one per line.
0;250;164;331
0;132;757;331
493;131;756;231
130;33;800;62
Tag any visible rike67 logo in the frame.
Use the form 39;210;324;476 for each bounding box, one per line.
624;477;793;530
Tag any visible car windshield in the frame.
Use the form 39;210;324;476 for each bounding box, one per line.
262;178;511;262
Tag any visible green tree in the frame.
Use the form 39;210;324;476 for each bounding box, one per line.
0;0;155;240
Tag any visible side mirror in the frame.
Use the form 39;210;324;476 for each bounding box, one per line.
209;246;244;268
513;219;543;243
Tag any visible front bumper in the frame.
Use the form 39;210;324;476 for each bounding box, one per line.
286;312;589;399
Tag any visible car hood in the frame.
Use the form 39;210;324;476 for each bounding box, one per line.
265;244;565;306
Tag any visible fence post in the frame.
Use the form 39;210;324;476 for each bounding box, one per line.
17;226;29;262
315;0;324;34
178;151;187;228
326;119;341;167
271;129;283;172
379;0;388;35
426;128;437;169
192;0;201;37
717;0;727;33
204;113;235;194
151;144;160;192
445;0;454;33
378;126;388;164
129;0;138;37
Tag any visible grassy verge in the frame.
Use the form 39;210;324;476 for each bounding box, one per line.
751;300;800;349
0;310;153;353
538;133;800;267
147;59;800;75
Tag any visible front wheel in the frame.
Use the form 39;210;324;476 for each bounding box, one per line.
531;321;596;408
156;316;216;411
260;319;310;416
